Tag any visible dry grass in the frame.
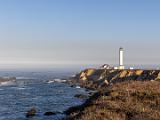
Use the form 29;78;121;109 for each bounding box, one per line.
68;80;160;120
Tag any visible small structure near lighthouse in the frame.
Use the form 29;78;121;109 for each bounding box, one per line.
119;47;125;69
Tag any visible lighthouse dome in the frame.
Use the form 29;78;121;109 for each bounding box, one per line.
120;47;123;50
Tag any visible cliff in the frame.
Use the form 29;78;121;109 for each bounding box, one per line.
66;69;160;120
66;80;160;120
72;69;160;89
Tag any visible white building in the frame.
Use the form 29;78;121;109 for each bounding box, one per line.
100;64;110;69
118;47;125;69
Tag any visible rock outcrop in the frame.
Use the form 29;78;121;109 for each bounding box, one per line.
66;80;160;120
74;94;88;99
26;107;37;118
0;77;16;83
66;68;160;120
72;69;160;89
44;112;56;116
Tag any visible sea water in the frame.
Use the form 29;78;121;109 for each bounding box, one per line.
0;70;86;120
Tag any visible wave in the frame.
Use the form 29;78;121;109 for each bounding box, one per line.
47;79;67;83
17;87;26;90
16;77;35;80
0;81;16;86
76;86;81;89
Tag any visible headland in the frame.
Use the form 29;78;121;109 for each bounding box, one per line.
65;68;160;120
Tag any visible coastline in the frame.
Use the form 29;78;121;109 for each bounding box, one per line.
64;68;160;120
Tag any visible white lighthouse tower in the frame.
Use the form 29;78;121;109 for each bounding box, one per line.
119;47;125;69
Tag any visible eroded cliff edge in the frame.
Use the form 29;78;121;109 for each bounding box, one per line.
65;69;160;120
71;69;160;89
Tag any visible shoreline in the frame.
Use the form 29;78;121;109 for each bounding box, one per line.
64;68;160;120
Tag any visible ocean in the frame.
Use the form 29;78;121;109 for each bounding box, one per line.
0;64;158;120
0;69;87;120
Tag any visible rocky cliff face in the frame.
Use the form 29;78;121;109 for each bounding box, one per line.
72;69;160;89
66;69;160;120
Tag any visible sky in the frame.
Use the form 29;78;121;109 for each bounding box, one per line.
0;0;160;68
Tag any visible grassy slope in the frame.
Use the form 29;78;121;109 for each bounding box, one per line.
68;80;160;120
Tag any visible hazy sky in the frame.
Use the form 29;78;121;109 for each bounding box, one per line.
0;0;160;68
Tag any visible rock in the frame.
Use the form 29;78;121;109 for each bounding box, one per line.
79;69;97;81
135;70;143;75
72;68;160;90
70;85;74;87
85;69;96;76
119;70;128;78
26;107;37;118
0;77;16;83
85;89;90;92
88;92;94;96
104;79;109;85
74;94;88;99
156;72;160;80
80;72;87;80
44;111;56;116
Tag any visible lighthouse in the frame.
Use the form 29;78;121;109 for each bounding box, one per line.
119;47;125;69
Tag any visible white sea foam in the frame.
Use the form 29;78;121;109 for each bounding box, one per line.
54;79;67;83
17;87;26;90
0;81;16;86
47;79;67;83
16;77;35;80
47;80;55;83
76;86;81;89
